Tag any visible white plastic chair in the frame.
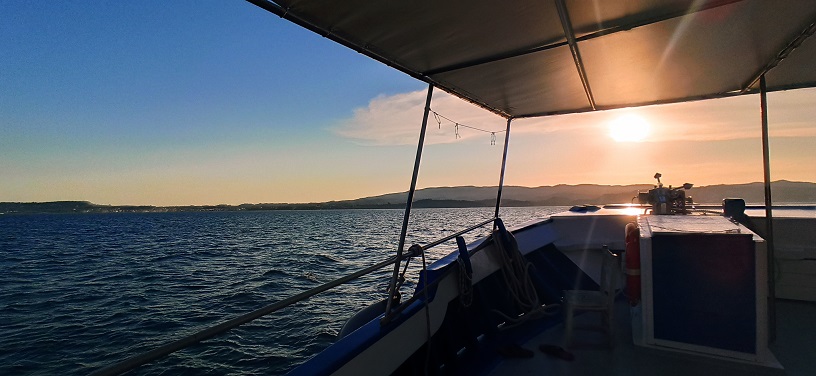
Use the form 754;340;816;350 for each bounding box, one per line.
562;246;621;348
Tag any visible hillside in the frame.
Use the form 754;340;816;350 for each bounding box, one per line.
342;180;816;207
2;181;814;214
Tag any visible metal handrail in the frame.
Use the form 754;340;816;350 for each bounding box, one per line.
92;217;499;375
381;217;497;324
90;255;399;376
419;217;496;252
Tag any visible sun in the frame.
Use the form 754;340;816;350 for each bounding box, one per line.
609;114;650;142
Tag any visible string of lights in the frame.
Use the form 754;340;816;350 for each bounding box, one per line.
431;109;505;145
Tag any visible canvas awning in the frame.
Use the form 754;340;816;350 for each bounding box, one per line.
248;0;816;119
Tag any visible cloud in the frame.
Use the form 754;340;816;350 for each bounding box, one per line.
516;91;816;143
635;92;816;142
332;88;816;145
331;89;509;145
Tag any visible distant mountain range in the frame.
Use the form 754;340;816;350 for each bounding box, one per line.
346;180;816;207
1;180;814;214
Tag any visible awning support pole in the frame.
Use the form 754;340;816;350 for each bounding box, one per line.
760;75;776;343
494;118;513;219
555;0;596;110
384;83;434;318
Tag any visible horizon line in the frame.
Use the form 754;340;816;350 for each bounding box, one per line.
2;179;813;207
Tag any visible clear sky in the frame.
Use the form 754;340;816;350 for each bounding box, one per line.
2;1;814;206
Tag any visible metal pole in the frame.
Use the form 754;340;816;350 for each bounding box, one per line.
384;84;434;317
90;255;398;376
494;118;512;219
555;0;596;110
760;75;776;343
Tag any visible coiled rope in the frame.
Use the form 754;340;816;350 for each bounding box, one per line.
457;257;473;308
491;224;559;328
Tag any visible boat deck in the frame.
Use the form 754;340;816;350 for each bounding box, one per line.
489;299;816;376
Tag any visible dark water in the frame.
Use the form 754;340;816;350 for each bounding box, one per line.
0;207;564;375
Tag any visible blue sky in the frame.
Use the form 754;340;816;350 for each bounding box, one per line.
1;1;422;204
1;1;420;144
2;1;814;205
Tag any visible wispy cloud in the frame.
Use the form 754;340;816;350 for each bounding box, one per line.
632;91;816;142
332;88;816;145
331;89;509;145
517;90;816;142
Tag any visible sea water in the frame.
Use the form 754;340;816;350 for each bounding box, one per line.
0;207;565;375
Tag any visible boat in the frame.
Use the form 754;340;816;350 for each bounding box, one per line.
92;1;816;375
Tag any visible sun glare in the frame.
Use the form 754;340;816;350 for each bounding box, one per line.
609;114;650;142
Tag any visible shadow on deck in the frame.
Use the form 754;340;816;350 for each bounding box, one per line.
489;299;815;376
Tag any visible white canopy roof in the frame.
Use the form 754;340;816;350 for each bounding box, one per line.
249;0;816;118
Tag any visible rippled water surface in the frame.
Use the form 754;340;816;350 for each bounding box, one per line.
0;207;565;375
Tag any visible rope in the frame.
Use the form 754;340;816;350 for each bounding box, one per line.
491;229;559;329
392;254;412;298
391;244;422;303
457;258;473;308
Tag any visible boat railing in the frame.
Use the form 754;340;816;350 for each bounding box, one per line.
89;255;398;376
90;216;499;376
416;216;497;252
382;216;497;324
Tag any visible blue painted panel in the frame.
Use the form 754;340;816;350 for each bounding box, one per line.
651;233;756;354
